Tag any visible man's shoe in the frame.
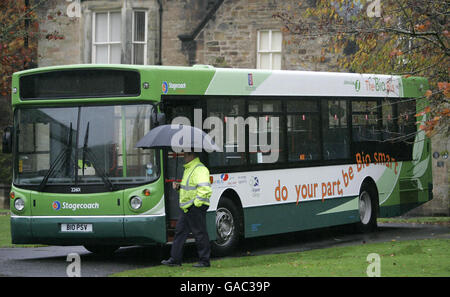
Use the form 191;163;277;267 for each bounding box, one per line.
161;259;181;266
193;262;210;268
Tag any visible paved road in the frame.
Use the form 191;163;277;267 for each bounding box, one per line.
0;223;448;277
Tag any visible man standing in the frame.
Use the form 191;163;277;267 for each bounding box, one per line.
161;151;212;267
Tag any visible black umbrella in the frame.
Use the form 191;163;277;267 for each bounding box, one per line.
135;124;221;152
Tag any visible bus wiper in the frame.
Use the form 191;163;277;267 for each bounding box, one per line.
81;122;89;176
38;122;73;192
81;122;116;191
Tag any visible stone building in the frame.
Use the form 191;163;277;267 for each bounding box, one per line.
13;0;449;216
37;0;339;71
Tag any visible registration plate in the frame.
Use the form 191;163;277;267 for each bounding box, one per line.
61;223;93;232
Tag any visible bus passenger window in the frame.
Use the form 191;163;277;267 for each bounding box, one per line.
206;98;247;167
248;115;285;164
322;100;349;160
248;100;285;164
397;99;416;141
382;99;398;141
351;100;380;142
286;100;320;162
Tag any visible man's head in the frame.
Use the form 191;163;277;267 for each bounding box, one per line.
183;151;197;164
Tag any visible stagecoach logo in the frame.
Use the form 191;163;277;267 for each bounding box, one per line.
162;81;187;94
52;200;61;210
162;81;169;94
52;201;100;211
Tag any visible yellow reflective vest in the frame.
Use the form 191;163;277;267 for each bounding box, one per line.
179;157;212;212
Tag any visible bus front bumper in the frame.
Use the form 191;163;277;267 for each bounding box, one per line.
10;215;167;246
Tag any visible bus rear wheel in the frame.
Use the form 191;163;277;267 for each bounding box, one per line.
211;198;242;257
356;187;378;233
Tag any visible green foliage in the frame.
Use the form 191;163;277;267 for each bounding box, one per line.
0;0;46;185
0;151;12;185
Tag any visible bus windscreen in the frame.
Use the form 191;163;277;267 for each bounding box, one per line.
19;69;141;100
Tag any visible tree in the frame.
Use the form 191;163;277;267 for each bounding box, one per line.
0;0;43;185
275;0;449;137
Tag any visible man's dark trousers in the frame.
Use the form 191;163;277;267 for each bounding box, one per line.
171;205;210;265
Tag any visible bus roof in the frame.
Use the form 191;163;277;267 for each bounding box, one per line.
11;64;428;106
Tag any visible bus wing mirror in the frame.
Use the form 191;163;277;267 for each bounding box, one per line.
151;112;166;127
2;126;13;154
157;113;166;125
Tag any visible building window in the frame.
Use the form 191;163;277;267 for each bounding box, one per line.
92;11;122;64
132;11;148;65
257;30;282;70
92;10;148;65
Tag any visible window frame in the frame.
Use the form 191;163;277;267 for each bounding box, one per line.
92;11;122;64
131;10;148;65
256;30;282;70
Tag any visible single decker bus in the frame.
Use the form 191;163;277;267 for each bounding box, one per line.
3;64;432;255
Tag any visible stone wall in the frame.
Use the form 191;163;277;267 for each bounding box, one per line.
37;0;160;67
194;0;340;70
161;0;211;65
37;0;82;66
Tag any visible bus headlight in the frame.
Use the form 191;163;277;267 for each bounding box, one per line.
130;196;142;210
14;198;25;211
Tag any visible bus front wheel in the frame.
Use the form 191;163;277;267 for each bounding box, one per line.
211;198;242;257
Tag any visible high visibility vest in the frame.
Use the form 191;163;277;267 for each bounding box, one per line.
179;157;212;212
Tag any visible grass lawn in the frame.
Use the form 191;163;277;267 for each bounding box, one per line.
0;211;44;248
0;213;12;247
111;238;450;277
378;217;450;225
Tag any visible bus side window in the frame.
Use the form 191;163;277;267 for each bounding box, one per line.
382;99;397;141
351;100;380;142
206;98;247;167
248;100;285;164
286;100;320;162
397;99;416;140
321;99;350;160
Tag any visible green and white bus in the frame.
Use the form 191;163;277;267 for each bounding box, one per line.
4;64;432;255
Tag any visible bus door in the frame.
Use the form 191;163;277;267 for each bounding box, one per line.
161;97;204;239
